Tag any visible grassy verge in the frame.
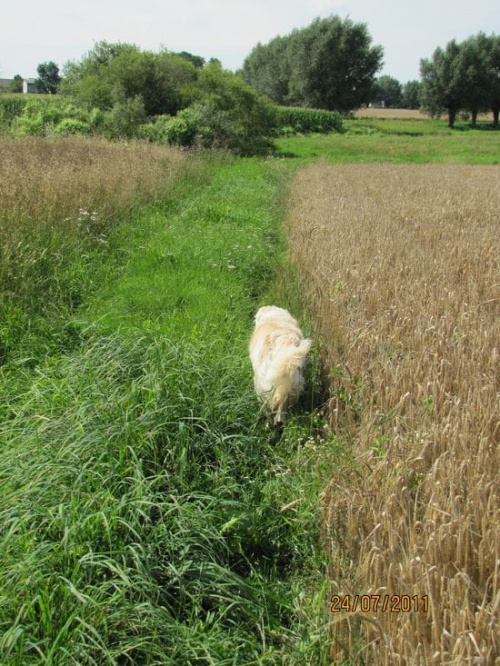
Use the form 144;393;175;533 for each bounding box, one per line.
1;153;335;664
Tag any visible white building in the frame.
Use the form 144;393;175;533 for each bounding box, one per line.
22;78;37;93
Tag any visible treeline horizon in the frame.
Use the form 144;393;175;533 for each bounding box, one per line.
241;16;384;113
2;15;499;127
241;17;499;124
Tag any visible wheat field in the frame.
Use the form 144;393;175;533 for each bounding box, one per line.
353;108;492;121
354;108;430;119
286;164;499;664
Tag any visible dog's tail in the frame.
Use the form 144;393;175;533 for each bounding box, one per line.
275;338;312;376
270;339;312;426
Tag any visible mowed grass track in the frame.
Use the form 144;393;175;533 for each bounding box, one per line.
0;154;334;664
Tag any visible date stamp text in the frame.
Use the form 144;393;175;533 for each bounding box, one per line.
330;595;429;613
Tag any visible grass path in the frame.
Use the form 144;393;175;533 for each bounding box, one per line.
1;156;335;664
87;158;282;338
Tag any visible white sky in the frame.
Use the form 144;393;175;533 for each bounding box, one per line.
1;0;499;83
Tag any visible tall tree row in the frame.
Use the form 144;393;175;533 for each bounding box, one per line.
420;33;500;127
242;16;383;113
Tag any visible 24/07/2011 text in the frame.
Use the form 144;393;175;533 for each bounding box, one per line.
330;595;429;613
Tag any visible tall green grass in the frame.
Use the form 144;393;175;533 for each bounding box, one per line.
1;154;334;664
0;137;195;365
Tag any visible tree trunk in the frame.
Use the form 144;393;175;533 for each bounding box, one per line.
471;110;478;127
448;108;456;128
493;108;499;129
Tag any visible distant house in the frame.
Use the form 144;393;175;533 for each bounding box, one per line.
22;78;37;93
0;78;38;93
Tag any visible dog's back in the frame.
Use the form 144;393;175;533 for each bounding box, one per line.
250;306;312;426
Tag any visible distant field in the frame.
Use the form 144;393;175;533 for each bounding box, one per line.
0;92;52;99
354;107;429;119
286;163;500;665
353;107;494;121
277;117;500;163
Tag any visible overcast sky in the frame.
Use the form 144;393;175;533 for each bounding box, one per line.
1;0;499;83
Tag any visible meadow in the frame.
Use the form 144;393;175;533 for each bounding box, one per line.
1;116;499;664
277;116;500;163
0;138;334;664
0;136;193;363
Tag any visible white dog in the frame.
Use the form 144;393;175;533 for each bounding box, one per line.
249;306;312;426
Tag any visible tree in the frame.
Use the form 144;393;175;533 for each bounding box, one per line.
420;33;499;128
371;75;403;107
61;42;197;116
8;74;23;93
176;51;205;68
401;80;422;109
241;36;292;105
460;34;491;126
485;35;500;127
150;51;198;115
62;43;141;109
242;15;383;112
35;61;61;93
420;41;466;127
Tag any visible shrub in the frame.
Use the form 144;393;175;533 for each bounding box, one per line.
164;108;199;146
0;96;28;129
11;100;103;137
196;64;277;154
54;118;92;136
102;95;147;138
5;61;277;154
137;115;172;143
162;64;277;154
11;114;46;136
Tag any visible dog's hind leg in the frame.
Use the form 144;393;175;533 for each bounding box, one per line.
273;401;287;427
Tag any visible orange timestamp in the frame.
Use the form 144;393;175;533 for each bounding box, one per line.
330;594;429;613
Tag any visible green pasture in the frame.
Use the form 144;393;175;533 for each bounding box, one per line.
277;117;500;163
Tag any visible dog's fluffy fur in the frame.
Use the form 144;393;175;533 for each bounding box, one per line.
249;306;312;426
